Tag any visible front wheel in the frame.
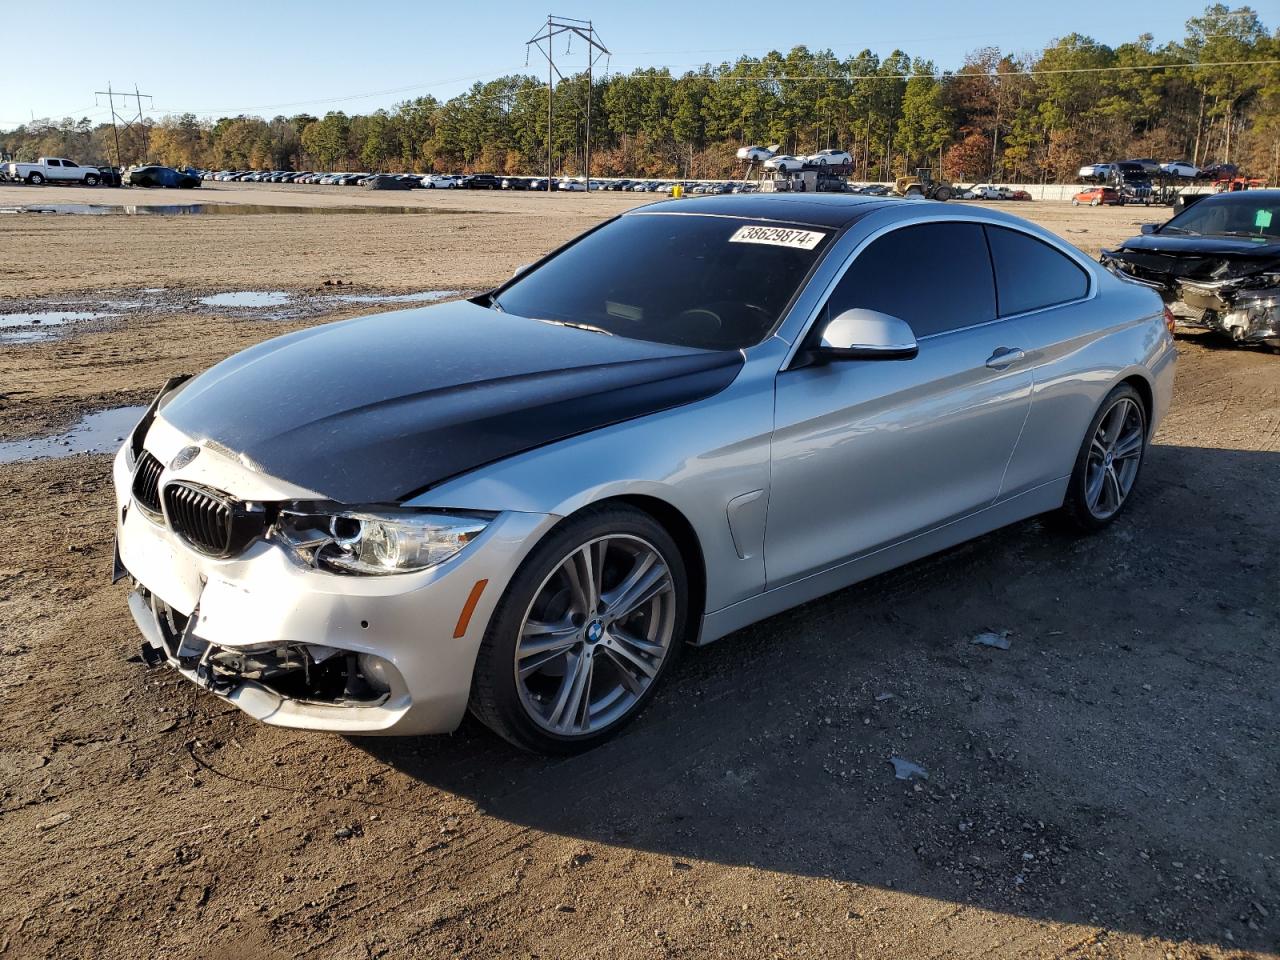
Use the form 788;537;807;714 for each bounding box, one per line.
1057;384;1148;532
84;174;99;186
470;505;688;754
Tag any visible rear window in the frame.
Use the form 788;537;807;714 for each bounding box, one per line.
492;213;833;350
985;226;1089;316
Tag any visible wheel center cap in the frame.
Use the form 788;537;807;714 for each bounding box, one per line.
1104;451;1115;467
586;620;604;644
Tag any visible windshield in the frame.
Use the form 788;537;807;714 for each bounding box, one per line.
491;213;833;350
1161;193;1280;239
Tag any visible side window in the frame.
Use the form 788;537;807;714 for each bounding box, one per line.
61;159;77;168
985;226;1089;316
46;159;61;167
822;222;996;338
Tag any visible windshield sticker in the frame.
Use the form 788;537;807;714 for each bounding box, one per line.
729;225;826;250
1255;209;1273;229
605;300;643;321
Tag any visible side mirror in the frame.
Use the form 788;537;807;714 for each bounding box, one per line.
511;262;533;279
810;308;918;363
1139;223;1158;235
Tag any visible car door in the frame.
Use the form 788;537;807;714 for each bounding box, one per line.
766;221;1034;588
58;159;78;181
980;224;1099;498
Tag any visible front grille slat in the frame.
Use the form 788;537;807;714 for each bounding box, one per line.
131;452;164;515
162;481;248;557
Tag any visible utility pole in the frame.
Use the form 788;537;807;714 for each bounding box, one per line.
526;15;608;193
94;83;153;167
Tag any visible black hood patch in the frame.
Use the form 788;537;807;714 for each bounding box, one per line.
157;300;744;503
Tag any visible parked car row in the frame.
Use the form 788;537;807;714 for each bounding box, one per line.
1079;159;1240;182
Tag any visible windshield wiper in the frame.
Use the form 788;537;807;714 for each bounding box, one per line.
1156;225;1198;235
536;318;615;336
1215;230;1271;240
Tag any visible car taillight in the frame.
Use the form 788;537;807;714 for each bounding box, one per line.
1162;305;1176;336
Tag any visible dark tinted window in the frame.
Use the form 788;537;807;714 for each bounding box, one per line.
985;226;1089;316
1160;191;1280;239
823;222;995;337
493;213;832;350
46;159;61;167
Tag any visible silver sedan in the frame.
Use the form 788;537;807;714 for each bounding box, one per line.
113;194;1176;753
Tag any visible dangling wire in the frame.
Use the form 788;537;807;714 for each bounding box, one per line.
524;45;530;68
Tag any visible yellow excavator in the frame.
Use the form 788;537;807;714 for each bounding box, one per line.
893;167;955;201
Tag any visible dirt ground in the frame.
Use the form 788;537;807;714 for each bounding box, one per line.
0;183;1276;960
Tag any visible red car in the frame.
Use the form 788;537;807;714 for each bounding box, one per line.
1073;186;1122;207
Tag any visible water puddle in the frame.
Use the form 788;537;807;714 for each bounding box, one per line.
0;310;118;343
199;291;292;308
0;405;148;464
1;203;460;217
330;290;460;305
1;287;470;343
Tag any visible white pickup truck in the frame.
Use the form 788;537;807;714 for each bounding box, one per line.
3;157;101;185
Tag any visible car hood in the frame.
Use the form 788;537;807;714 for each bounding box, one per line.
1102;233;1280;288
1113;233;1280;258
157;299;744;503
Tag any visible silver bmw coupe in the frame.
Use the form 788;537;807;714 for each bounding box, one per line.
113;194;1176;753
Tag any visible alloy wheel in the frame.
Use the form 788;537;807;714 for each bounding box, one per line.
514;534;676;736
1084;397;1145;520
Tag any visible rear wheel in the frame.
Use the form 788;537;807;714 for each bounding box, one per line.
470;505;688;754
27;172;44;185
1057;384;1148;532
1072;198;1080;206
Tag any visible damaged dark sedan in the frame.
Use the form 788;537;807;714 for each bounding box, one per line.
1102;189;1280;347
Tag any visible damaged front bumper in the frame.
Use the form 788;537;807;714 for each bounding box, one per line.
112;429;555;736
1101;252;1280;344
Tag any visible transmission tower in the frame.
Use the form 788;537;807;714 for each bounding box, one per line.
94;83;153;167
526;16;609;193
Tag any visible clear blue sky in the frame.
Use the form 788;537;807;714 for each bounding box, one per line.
2;0;1247;128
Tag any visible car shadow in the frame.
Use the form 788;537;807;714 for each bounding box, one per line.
357;443;1279;952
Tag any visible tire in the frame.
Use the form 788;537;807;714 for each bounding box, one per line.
1072;198;1080;206
1056;384;1148;533
84;174;99;186
905;186;923;198
1091;198;1100;207
470;504;689;754
933;186;952;201
27;172;44;185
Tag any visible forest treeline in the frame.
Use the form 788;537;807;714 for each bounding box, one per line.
3;4;1277;183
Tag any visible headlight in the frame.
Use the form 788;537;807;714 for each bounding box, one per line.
274;506;492;575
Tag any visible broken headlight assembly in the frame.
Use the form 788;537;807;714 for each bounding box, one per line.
273;506;493;575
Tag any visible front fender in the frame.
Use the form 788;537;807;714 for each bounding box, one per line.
409;340;788;614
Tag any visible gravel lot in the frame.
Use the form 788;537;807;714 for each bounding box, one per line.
1;182;1276;960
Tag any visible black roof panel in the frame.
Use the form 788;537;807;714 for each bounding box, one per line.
628;192;898;229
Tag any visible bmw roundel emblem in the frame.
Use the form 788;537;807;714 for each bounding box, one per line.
586;620;604;643
169;445;201;470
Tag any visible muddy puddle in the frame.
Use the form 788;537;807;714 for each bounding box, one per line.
1;203;462;216
1;311;120;343
0;288;466;343
0;405;147;464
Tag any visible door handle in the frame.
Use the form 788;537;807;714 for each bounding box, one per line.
985;347;1025;369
